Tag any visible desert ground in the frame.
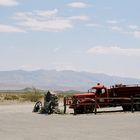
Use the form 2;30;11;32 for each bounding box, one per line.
0;103;140;140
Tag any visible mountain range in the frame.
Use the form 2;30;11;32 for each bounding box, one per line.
0;70;140;91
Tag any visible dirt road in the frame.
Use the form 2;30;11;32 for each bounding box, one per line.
0;104;140;140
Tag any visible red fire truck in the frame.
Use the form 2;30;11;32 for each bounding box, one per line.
64;83;140;114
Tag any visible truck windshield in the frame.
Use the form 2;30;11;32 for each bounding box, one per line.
88;88;96;93
88;88;105;94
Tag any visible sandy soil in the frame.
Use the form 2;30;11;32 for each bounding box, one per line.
0;103;140;140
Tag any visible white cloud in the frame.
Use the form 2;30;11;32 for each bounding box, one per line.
0;24;25;32
69;16;89;21
67;2;89;8
17;19;73;31
14;10;89;31
110;26;122;31
0;0;18;6
107;20;118;24
87;46;140;57
86;23;102;28
128;25;139;30
35;9;58;17
133;31;140;38
20;65;37;70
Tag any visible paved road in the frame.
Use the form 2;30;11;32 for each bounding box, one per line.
0;104;140;140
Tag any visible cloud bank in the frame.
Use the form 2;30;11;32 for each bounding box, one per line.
0;0;18;6
14;9;89;31
0;24;25;32
87;46;140;57
67;2;89;8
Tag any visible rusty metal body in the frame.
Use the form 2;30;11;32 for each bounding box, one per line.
64;83;140;114
33;91;59;114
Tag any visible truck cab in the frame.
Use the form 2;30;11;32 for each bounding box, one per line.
89;83;108;97
67;83;109;114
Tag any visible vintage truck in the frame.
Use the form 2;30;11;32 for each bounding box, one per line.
64;83;140;114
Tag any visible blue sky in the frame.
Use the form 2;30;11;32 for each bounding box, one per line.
0;0;140;78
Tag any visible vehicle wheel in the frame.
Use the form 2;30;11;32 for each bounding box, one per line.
134;101;140;111
33;101;42;112
122;105;131;111
84;105;94;113
74;107;84;114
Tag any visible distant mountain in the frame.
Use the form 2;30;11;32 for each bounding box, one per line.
0;70;140;91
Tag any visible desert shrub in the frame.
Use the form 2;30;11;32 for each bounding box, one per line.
4;94;19;100
57;94;64;99
0;94;3;100
21;92;43;102
0;88;44;102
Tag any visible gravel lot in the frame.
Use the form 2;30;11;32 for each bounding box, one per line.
0;103;140;140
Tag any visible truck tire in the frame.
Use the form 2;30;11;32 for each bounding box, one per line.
134;101;140;111
74;105;94;114
122;105;131;111
84;105;94;113
74;106;84;114
33;101;42;112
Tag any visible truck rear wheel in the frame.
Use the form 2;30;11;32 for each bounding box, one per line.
122;105;131;111
134;101;140;111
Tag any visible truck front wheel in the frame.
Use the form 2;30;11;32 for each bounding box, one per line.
74;105;94;114
84;105;94;113
74;107;84;114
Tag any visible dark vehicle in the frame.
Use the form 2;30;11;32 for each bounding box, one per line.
33;91;59;114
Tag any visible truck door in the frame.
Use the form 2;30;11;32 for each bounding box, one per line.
96;88;108;106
